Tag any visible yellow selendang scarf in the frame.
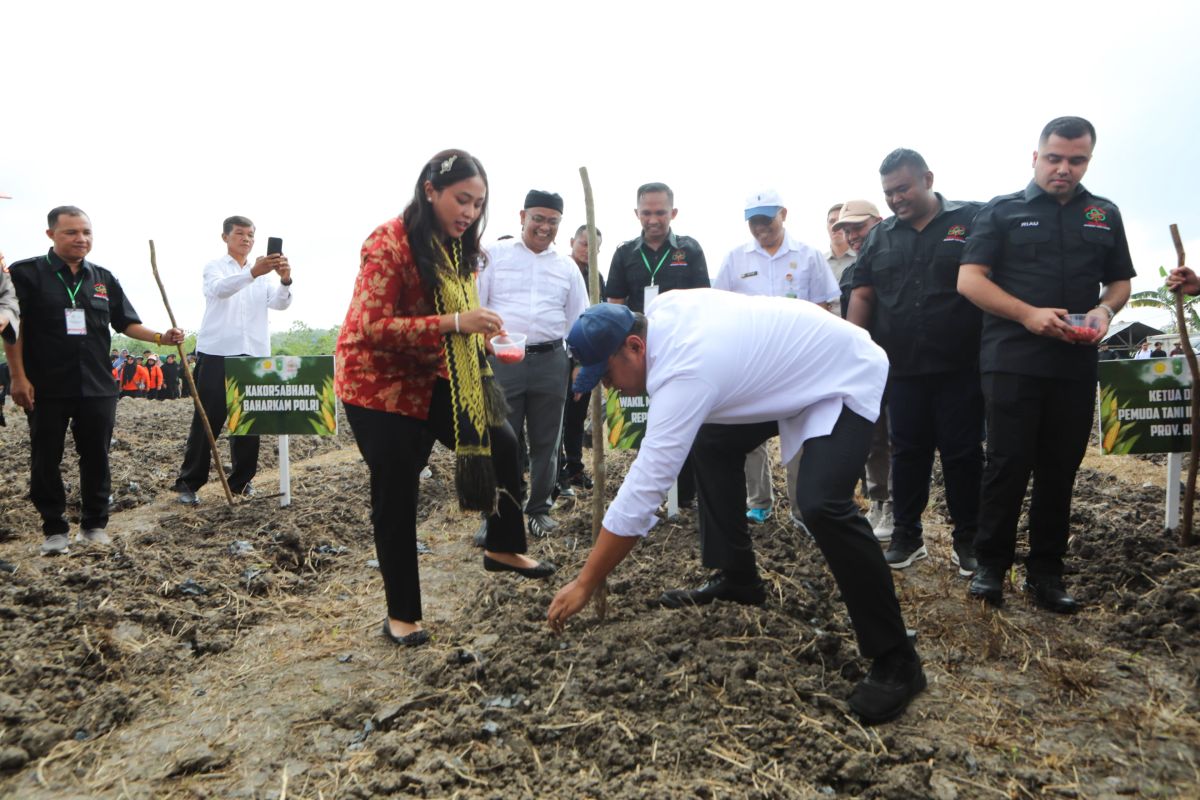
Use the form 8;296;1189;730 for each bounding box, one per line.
431;238;509;512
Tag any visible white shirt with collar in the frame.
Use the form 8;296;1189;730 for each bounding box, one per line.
195;254;293;357
479;239;588;345
713;232;839;303
602;289;887;538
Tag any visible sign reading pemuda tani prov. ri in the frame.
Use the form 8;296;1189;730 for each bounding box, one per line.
222;355;337;436
1098;357;1193;455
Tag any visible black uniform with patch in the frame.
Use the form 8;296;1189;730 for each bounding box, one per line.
604;231;709;313
962;181;1136;578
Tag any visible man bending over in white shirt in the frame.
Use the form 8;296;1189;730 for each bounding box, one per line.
547;291;924;724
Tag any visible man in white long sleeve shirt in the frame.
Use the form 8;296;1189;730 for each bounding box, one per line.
479;191;588;536
712;189;839;526
174;216;293;503
547;291;925;724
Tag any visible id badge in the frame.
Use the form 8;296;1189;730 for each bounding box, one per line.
65;308;87;335
643;284;659;306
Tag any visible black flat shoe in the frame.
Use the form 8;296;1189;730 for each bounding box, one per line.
381;619;430;647
483;554;556;579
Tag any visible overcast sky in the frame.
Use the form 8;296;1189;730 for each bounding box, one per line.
3;1;1198;334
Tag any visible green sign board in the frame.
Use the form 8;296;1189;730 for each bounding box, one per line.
1098;358;1193;455
604;388;648;450
223;355;337;436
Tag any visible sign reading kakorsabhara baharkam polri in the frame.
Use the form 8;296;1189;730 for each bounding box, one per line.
1098;358;1193;455
223;355;337;436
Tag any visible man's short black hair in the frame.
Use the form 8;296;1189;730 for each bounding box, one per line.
630;312;648;339
879;149;929;176
573;224;602;239
1039;116;1096;146
48;206;88;228
637;182;674;207
223;215;255;235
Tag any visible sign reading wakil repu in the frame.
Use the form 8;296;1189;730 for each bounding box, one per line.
222;355;337;436
1098;358;1193;455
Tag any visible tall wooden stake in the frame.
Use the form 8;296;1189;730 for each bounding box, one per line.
149;240;235;505
1170;224;1197;546
579;167;608;619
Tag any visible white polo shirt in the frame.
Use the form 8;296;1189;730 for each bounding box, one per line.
602;289;887;538
480;239;588;344
712;232;839;303
195;254;292;357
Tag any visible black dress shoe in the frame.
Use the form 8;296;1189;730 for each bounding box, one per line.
483;555;557;579
968;565;1006;606
1023;576;1080;614
848;644;927;724
381;619;430;647
659;572;766;609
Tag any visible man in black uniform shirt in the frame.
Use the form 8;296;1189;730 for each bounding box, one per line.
959;117;1134;612
605;183;709;312
605;182;709;506
8;206;184;555
848;150;984;577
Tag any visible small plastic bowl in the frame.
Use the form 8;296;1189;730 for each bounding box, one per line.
491;333;527;364
1064;314;1101;343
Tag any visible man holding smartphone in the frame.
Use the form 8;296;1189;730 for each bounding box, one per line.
173;216;293;504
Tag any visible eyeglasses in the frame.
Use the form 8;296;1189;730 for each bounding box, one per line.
527;214;561;227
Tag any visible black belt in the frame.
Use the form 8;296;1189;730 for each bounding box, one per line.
525;339;563;354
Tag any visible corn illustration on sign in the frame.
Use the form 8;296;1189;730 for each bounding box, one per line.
1098;358;1194;455
222;356;338;436
605;388;648;450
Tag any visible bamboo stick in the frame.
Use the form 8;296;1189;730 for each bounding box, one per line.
1170;224;1197;546
579;167;608;619
149;240;235;506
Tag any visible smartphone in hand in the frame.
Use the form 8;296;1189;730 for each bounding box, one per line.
267;237;283;256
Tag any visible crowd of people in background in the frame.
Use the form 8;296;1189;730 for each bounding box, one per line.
5;113;1198;728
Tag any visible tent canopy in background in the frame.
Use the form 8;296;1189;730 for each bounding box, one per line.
1103;319;1163;349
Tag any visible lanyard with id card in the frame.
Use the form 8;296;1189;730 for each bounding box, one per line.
56;269;88;336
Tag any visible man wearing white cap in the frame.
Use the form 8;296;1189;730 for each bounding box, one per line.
833;200;893;538
713;190;839;526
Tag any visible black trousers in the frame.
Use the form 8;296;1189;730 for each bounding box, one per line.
887;368;984;545
344;380;528;622
176;353;260;493
691;406;909;658
560;385;590;478
975;372;1095;577
27;396;117;536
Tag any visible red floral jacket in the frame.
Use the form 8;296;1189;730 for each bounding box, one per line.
335;218;449;418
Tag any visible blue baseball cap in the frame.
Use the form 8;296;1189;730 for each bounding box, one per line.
567;303;636;394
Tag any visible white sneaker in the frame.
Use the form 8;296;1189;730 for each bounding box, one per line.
80;529;112;545
872;501;894;543
865;500;883;529
790;512;814;539
40;534;71;556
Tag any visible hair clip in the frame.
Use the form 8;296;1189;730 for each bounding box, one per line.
439;155;458;175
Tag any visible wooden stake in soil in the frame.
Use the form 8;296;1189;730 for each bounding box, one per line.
1170;224;1197;546
149;240;236;506
579;166;608;619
